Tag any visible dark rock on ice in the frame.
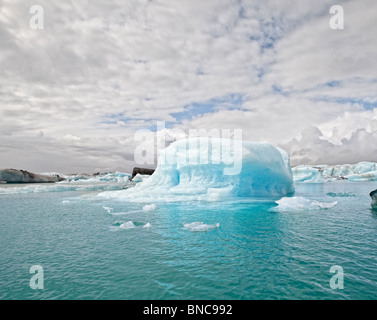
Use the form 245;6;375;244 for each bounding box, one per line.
370;189;377;209
0;169;65;183
131;167;155;180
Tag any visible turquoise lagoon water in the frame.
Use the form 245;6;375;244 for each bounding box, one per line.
0;181;377;300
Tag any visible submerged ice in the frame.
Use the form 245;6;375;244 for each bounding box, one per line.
183;222;220;232
143;204;156;211
98;138;295;201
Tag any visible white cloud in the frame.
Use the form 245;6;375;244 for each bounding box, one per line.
0;0;376;173
280;125;377;166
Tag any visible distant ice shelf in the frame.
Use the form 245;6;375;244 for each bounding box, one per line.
292;162;377;183
61;171;131;184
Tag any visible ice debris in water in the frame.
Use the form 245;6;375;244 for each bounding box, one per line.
119;221;136;229
143;204;156;211
273;196;337;211
183;222;220;232
102;206;113;214
115;221;151;230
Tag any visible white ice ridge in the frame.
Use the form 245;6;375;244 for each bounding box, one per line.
98;138;294;201
273;196;337;211
292;162;377;183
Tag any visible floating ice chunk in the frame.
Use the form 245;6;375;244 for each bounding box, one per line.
143;204;156;211
119;221;136;229
102;206;113;214
274;196;337;211
113;221;151;230
183;222;220;232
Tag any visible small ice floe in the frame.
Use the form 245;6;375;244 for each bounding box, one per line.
102;206;113;214
111;221;151;230
119;221;136;229
143;222;152;228
182;222;220;232
61;200;70;204
143;204;156;211
273;196;337;212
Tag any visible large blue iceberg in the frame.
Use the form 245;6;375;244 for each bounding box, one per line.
99;138;294;201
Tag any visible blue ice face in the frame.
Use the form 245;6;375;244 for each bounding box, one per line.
99;138;294;201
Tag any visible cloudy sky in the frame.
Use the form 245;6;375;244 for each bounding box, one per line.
1;0;377;173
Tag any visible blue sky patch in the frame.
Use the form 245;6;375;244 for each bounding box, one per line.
171;94;244;124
